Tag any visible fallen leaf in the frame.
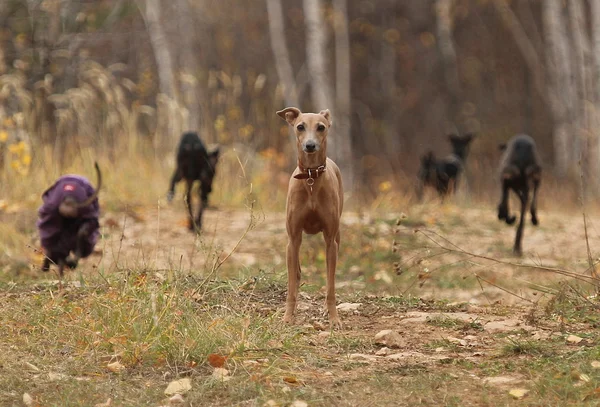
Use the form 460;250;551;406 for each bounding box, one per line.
375;347;391;356
579;373;591;383
47;372;68;381
592;361;600;369
94;398;112;407
207;353;226;368
374;329;403;348
509;388;529;399
24;362;40;372
106;361;125;373
164;378;192;396
583;387;600;401
290;401;308;407
283;376;299;384
567;335;583;344
212;367;231;382
22;393;35;407
336;302;362;312
169;394;185;404
349;353;379;362
263;400;279;407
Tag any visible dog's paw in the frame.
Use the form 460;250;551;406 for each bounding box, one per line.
65;256;78;269
506;215;517;225
497;206;508;221
329;317;343;330
282;313;295;324
166;192;175;203
532;216;539;226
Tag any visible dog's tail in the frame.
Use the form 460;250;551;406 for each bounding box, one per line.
76;162;102;208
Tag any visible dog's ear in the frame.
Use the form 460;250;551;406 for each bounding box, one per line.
319;109;332;127
276;107;301;126
447;133;459;143
498;143;507;152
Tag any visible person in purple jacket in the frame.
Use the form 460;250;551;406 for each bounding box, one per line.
37;163;102;277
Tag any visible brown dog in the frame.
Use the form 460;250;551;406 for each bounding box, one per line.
276;107;344;328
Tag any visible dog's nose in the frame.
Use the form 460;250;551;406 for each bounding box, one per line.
304;141;316;152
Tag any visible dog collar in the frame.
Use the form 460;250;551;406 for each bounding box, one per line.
294;161;326;183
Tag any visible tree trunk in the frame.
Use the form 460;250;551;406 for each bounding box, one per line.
333;0;354;191
542;0;572;176
266;0;298;107
568;0;591;193
590;0;600;195
266;0;298;151
303;0;333;112
492;0;549;110
137;0;177;100
175;0;202;132
435;0;460;123
137;0;179;149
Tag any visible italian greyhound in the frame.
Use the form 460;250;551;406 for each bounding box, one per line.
276;107;344;328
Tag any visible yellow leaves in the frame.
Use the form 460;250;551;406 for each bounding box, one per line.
207;353;227;368
214;115;226;132
419;32;436;48
508;388;529;400
238;124;254;140
383;29;401;44
378;181;392;193
227;106;243;122
5;138;31;176
0;130;7;142
7;140;25;154
106;361;125;373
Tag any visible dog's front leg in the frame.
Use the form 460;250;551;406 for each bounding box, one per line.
67;222;93;269
283;234;302;324
324;229;342;329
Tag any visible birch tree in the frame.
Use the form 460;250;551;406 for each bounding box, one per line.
303;0;354;189
137;0;177;100
568;0;595;193
174;0;202;131
542;0;572;176
435;0;460;123
333;0;354;190
590;0;600;195
266;0;298;107
137;0;179;148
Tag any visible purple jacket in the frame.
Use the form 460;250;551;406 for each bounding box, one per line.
37;175;100;257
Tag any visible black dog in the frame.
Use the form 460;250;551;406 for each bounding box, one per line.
167;132;220;231
497;134;541;256
37;163;102;278
417;133;474;200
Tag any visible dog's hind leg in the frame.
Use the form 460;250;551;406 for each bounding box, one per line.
193;184;205;232
530;172;541;226
323;229;342;329
513;187;529;256
283;233;302;324
184;179;195;231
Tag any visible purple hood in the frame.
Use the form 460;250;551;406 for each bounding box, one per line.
37;175;100;254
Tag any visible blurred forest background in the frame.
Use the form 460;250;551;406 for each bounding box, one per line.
0;0;598;203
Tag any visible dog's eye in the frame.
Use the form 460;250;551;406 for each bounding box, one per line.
317;124;325;131
297;124;305;131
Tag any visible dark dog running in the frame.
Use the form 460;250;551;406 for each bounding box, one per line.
417;133;474;200
167;132;220;231
497;134;541;256
37;163;101;277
